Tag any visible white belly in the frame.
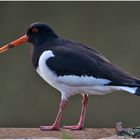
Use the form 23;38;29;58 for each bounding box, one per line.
36;50;137;100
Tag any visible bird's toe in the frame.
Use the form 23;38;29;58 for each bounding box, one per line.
40;125;60;131
63;125;83;130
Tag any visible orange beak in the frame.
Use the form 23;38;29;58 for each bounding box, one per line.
0;34;28;53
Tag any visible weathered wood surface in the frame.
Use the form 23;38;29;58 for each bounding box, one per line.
0;128;127;139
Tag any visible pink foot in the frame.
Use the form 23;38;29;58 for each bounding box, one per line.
40;125;59;131
63;124;83;130
40;100;67;131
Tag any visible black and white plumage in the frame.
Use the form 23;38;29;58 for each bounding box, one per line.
1;22;140;130
27;22;140;130
29;23;140;100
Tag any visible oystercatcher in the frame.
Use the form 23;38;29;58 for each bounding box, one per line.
0;22;140;131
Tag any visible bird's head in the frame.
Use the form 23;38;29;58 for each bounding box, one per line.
0;22;59;53
27;22;59;46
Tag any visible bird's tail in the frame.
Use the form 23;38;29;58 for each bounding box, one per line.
135;87;140;96
119;80;140;96
112;80;140;96
133;80;140;96
116;86;140;96
134;80;140;96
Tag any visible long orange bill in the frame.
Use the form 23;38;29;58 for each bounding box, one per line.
0;34;28;53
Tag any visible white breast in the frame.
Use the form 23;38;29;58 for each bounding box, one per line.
36;50;58;88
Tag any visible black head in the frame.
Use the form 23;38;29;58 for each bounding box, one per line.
27;22;59;46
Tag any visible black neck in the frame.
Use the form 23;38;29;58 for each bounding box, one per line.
31;37;59;69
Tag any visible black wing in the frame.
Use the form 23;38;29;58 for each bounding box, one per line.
46;41;140;87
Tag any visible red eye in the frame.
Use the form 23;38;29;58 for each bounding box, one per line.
32;28;38;33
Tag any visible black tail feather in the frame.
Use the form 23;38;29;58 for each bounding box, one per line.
135;80;140;96
135;87;140;96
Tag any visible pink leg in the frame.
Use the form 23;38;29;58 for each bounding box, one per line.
63;94;88;130
40;99;67;131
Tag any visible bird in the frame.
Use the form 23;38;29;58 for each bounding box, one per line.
0;22;140;131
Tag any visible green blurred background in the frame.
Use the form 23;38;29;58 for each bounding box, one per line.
0;1;140;128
